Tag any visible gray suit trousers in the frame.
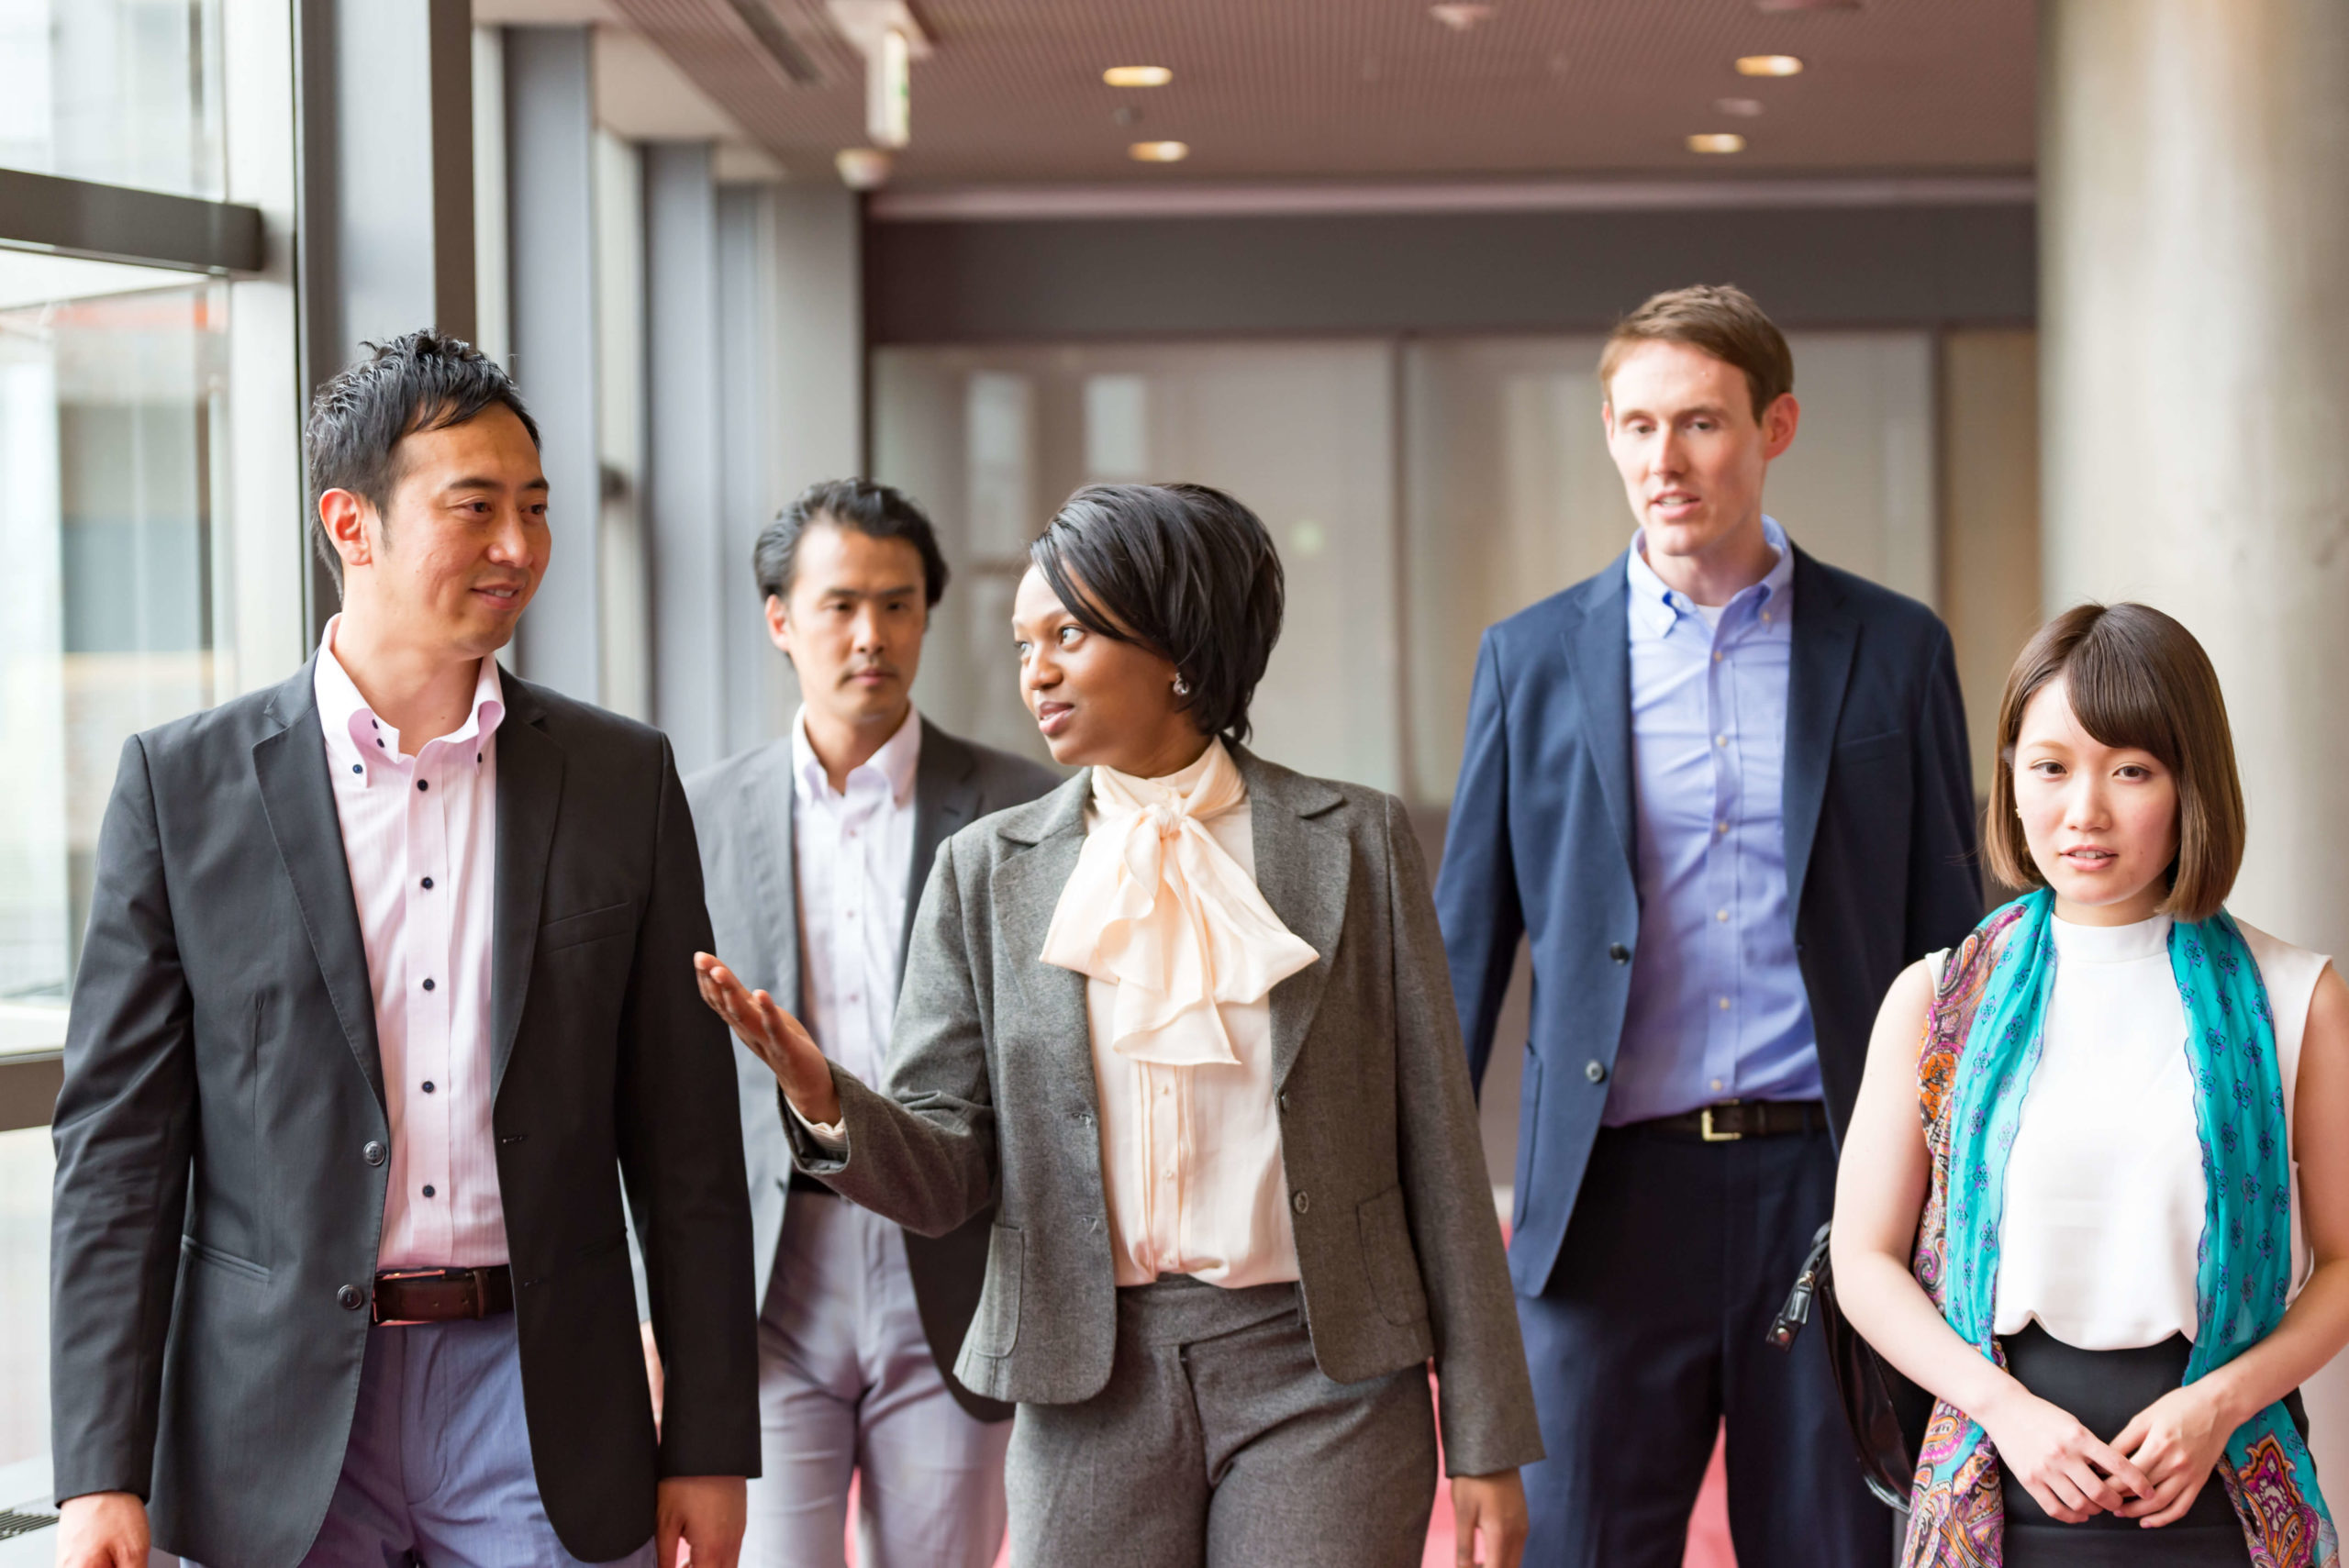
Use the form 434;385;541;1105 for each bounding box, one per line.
1005;1277;1438;1568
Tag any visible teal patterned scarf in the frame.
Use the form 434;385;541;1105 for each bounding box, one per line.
1903;887;2337;1567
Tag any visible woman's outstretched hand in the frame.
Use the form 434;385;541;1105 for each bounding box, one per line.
694;953;841;1127
1976;1383;2152;1524
2111;1382;2234;1527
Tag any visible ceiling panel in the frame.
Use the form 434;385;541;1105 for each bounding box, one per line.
607;0;2034;185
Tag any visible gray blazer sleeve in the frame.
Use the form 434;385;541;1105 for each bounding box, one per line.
1382;794;1546;1476
781;840;998;1237
49;736;199;1502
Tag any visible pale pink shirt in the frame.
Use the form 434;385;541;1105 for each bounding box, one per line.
314;616;508;1271
1080;750;1300;1289
790;704;920;1086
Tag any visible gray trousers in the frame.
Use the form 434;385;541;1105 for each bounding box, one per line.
1005;1276;1438;1568
218;1318;652;1568
747;1191;1010;1568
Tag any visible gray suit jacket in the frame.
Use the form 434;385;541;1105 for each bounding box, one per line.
49;662;759;1568
685;717;1058;1422
782;747;1544;1477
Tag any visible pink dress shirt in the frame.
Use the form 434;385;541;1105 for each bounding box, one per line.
314;616;509;1271
790;705;920;1088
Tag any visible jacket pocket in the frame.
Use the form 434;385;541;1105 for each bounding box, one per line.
1354;1184;1431;1327
966;1224;1023;1356
538;899;637;954
182;1234;271;1284
1833;729;1906;765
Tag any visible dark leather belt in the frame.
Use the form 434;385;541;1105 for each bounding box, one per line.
373;1265;514;1325
1638;1099;1827;1142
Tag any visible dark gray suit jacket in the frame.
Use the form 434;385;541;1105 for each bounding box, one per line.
783;747;1545;1478
683;717;1058;1423
49;661;760;1568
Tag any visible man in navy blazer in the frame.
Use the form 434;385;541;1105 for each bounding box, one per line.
1436;286;1981;1566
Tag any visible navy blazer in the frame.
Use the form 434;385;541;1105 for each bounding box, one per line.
1436;545;1982;1296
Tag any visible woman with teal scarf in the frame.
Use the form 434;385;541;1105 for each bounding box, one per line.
1832;602;2349;1567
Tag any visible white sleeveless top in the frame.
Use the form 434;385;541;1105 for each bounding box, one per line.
1927;913;2332;1351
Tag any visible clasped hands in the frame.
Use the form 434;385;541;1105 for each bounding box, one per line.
1980;1377;2237;1528
696;955;839;1125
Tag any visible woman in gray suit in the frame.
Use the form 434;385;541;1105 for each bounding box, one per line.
697;483;1541;1567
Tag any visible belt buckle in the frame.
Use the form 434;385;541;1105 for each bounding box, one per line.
1699;1104;1742;1142
372;1266;481;1326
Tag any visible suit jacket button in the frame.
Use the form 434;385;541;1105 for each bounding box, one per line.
1276;1092;1290;1113
338;1284;365;1311
362;1140;386;1166
1291;1190;1309;1215
1585;1060;1608;1084
1609;943;1631;964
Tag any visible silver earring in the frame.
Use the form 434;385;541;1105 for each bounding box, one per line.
1173;675;1192;697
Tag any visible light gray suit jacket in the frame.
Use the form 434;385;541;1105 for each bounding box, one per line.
684;717;1058;1422
782;746;1545;1476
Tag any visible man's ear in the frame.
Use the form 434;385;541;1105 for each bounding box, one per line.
318;488;377;573
1761;393;1801;462
764;594;794;660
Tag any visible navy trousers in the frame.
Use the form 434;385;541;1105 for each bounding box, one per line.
1516;1120;1888;1568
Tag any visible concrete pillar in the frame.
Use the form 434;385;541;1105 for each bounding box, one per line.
2041;0;2349;1468
503;26;604;704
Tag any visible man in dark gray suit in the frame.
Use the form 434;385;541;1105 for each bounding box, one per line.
50;331;758;1568
651;480;1056;1567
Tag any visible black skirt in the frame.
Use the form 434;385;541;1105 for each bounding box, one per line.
1998;1321;2271;1567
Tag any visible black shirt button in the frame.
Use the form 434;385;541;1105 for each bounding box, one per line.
362;1140;386;1166
1609;943;1631;963
422;1184;436;1198
421;1081;435;1094
338;1284;366;1311
351;763;362;775
421;978;435;992
1585;1060;1608;1084
417;779;429;792
420;876;433;890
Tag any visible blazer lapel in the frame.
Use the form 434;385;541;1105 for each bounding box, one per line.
902;719;980;981
741;740;801;1017
1238;751;1351;1091
991;778;1095;1092
1782;547;1859;920
490;681;564;1097
1564;562;1638;878
251;662;385;1111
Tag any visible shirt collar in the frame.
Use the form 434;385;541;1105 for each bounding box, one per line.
314;613;506;786
1624;515;1794;639
791;704;922;810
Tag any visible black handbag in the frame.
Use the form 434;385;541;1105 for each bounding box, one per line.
1767;1220;1932;1510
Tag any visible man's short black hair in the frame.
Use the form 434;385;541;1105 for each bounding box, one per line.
1030;483;1285;745
304;329;540;589
752;478;950;608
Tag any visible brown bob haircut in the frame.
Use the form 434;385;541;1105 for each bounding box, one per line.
1598;283;1795;420
1986;602;2245;922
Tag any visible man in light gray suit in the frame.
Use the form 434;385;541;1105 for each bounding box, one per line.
648;480;1058;1568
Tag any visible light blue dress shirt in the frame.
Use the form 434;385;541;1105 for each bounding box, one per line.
1604;516;1821;1126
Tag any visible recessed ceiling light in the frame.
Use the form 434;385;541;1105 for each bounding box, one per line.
1687;132;1748;154
1714;96;1765;117
1735;53;1805;76
1129;140;1189;162
1103;65;1173;88
1430;3;1495;31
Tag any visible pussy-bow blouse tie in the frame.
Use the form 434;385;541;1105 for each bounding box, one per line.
1040;740;1319;1067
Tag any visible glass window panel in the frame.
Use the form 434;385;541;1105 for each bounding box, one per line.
0;1124;54;1470
874;341;1401;795
0;255;230;1011
0;0;226;199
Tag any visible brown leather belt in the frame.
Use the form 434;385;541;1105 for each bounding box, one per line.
373;1265;514;1325
1637;1099;1827;1142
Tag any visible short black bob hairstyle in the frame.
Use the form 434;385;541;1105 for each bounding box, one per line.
752;477;950;608
1029;483;1285;745
304;329;540;591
